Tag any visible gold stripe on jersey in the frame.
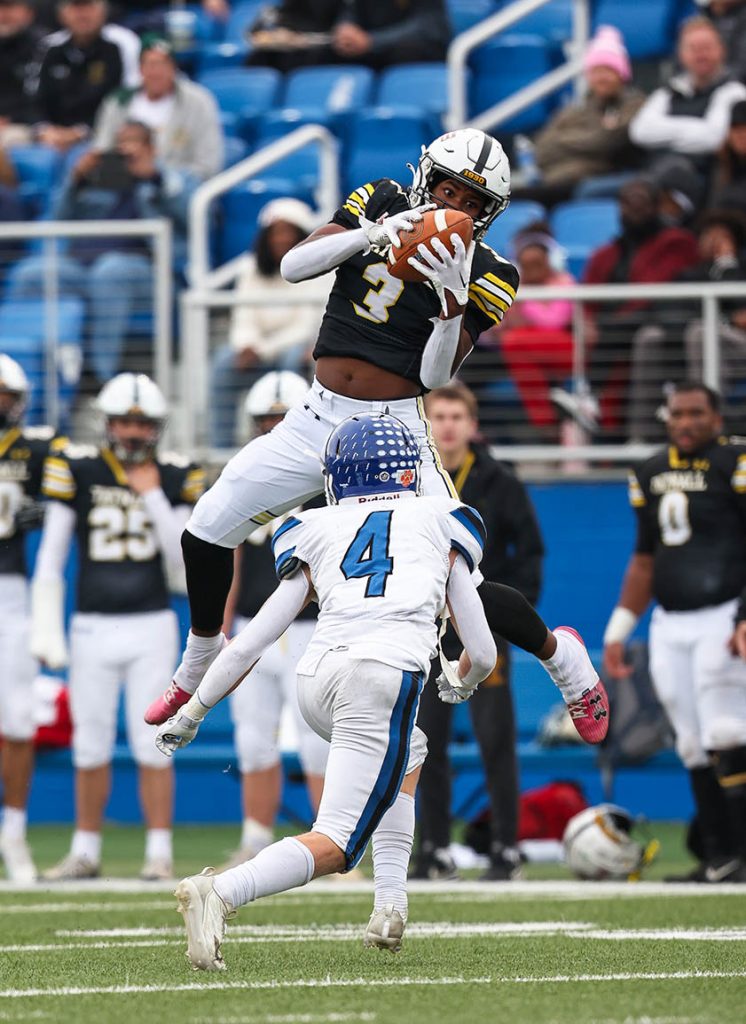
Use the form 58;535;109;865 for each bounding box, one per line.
732;454;746;493
101;447;129;486
181;468;206;504
417;396;458;498
50;435;69;453
470;282;509;313
628;472;646;508
42;456;75;499
342;183;375;221
484;272;517;301
468;286;503;325
0;427;21;459
251;510;275;526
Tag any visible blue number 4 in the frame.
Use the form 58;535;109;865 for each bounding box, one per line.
340;510;394;598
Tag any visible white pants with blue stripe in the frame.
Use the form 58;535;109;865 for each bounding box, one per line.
297;650;428;871
188;377;455;548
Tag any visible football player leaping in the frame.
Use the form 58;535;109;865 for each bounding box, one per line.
0;355;66;883
146;128;609;746
30;373;205;881
157;412;500;968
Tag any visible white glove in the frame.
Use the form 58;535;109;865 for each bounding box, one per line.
359;203;434;254
30;577;69;669
408;234;475;316
436;659;479;705
155;712;201;757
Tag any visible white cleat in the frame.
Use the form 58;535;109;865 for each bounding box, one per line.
0;835;37;883
174;866;234;971
364;903;406;953
41;853;100;881
141;857;174;881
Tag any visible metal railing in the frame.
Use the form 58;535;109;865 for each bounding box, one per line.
446;0;590;132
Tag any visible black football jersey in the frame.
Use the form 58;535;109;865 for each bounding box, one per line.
42;444;205;614
629;437;746;611
235;494;325;621
313;179;520;388
0;425;65;577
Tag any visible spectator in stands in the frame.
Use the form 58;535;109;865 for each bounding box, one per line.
92;33;223;180
654;156;706;228
710;99;746;213
247;1;340;72
530;26;645;204
629;17;746;191
0;0;44;147
210;198;332;448
35;0;141;152
699;0;746;83
11;120;197;386
553;177;699;439
412;382;543;882
489;224;576;441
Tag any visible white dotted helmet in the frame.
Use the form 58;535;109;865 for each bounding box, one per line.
410;128;511;239
563;804;653;880
244;371;308;424
0;354;30;428
96;372;168;463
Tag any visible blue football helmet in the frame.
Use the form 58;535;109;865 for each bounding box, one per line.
323;412;421;504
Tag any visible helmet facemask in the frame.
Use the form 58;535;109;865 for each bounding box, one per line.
0;388;27;431
409;148;510;240
106;414;164;465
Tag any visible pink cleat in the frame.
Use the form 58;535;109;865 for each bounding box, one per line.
554;626;610;745
144;680;192;726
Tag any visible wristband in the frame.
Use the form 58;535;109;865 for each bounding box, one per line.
603;606;638;646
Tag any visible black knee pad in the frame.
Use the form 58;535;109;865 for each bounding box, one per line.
181;529;234;632
477;580;547;654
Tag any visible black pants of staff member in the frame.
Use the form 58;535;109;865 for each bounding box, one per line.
416;639;519;854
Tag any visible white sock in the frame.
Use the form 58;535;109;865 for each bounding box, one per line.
214;836;315;909
172;631;227;696
71;830;102;864
1;807;27;842
145;828;172;863
540;630;585;701
241;818;273;855
371;791;415;920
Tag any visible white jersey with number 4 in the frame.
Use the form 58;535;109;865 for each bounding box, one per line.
271;493;486;676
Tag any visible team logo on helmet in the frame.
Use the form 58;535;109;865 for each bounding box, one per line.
398;469;415;487
461;168;487;187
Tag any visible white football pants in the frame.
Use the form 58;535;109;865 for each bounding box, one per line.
188;378;455;547
230;616;328;776
0;575;36;741
297;650;427;870
69;609;179;769
649;598;746;768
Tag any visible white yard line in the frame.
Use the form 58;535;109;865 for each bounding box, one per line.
2;971;746;1000
189;1016;376;1024
0;900;175;914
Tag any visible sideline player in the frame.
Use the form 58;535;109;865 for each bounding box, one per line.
30;373;205;881
156;412;499;968
603;382;746;882
146;128;609;744
0;355;65;882
222;371;328;865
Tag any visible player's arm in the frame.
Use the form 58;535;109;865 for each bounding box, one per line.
155;568;313;756
437;553;497;703
30;500;76;669
727;448;746;659
602;471;654;679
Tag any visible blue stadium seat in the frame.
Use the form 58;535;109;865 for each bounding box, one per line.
483;200;547;256
197;67;282;142
593;0;677;59
550;199;620;251
197;0;264;69
222;135;251;169
255;112;331;193
502;0;574;43
377;64;448;137
9;146;63;215
282;65;375;130
469;34;558;133
219;181;309;263
448;0;498;35
343;109;431;196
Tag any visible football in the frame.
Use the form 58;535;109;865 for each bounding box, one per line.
387;208;473;283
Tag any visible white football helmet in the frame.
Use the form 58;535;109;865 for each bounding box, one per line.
96;372;168;463
410;129;511;239
244;370;308;424
563;804;654;880
0;354;30;428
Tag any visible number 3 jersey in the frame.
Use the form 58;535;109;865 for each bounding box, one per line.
271;494;486;676
0;425;65;577
41;444;205;614
629;437;746;611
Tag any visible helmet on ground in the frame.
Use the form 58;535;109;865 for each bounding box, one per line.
244;371;308;423
410;128;511;239
96;372;168;464
323;412;421;504
563;804;657;880
0;354;29;429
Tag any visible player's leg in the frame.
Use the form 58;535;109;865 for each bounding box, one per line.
283;620;328;816
695;601;746;879
43;616;121;880
145;402;329;725
125;610;180;880
649;608;733;879
0;587;38;882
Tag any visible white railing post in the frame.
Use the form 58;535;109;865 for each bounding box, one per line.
702;293;721;390
152;219;174;404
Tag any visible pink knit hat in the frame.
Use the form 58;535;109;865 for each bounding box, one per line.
583;25;631;82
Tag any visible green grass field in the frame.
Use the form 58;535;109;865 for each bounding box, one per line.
2;823;746;1024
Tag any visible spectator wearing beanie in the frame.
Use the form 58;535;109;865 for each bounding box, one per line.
710;99;746;213
528;26;645;204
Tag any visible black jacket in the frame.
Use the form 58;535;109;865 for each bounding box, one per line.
36;29;130;127
0;26;44;123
